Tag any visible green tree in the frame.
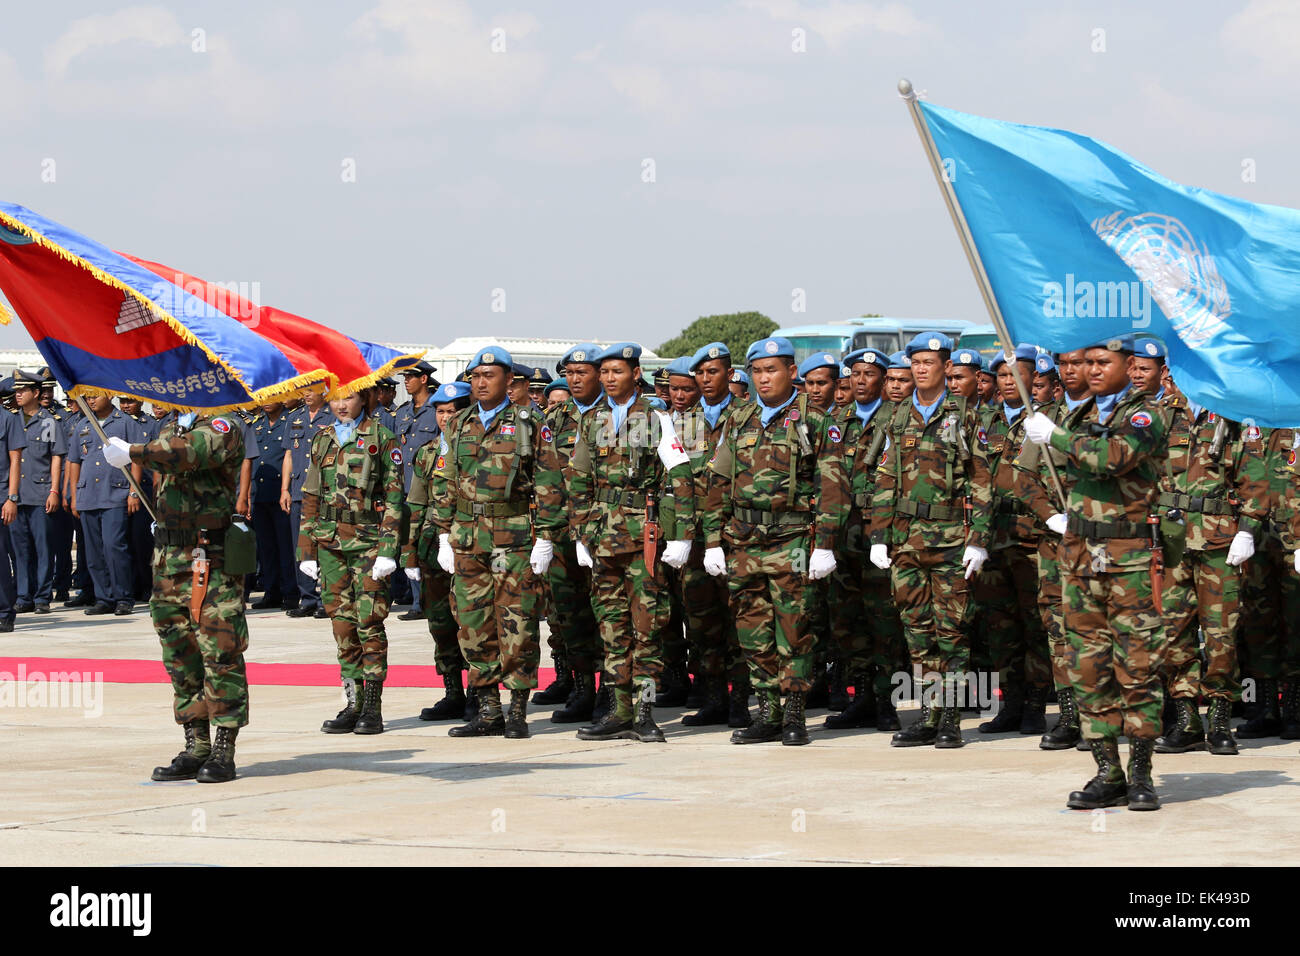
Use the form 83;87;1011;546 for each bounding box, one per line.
657;311;778;361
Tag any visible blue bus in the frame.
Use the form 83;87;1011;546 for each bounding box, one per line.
774;318;976;365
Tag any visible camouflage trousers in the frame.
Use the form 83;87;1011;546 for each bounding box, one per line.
1238;542;1300;681
452;547;541;691
678;548;740;681
890;546;970;675
320;547;391;681
1162;547;1240;701
1037;537;1070;690
151;549;250;729
417;559;463;675
982;542;1051;692
661;566;687;670
543;540;600;667
830;549;906;697
590;549;669;689
727;536;814;694
1063;568;1166;741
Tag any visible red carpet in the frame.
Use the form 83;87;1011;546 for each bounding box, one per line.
0;657;557;688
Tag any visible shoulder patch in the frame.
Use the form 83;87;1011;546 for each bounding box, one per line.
211;418;231;433
390;448;403;465
540;425;553;443
827;424;842;444
977;426;988;444
1130;411;1152;429
1245;424;1262;442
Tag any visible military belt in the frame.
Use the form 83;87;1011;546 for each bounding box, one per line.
594;487;649;510
852;492;871;510
732;506;812;527
156;527;225;548
455;499;530;519
1066;514;1147;539
320;503;381;525
1156;492;1234;516
994;497;1031;516
895;498;960;521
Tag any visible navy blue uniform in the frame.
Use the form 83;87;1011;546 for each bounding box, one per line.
0;411;28;622
251;411;298;606
393;395;440;610
11;408;66;608
282;403;335;609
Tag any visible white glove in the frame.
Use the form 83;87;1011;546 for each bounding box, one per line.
661;539;691;569
369;556;397;580
103;436;133;468
404;566;421;581
576;541;594;568
530;538;554;575
869;544;891;570
808;548;836;580
1225;531;1255;567
962;545;988;579
1023;412;1059;445
437;533;455;574
298;559;319;581
1295;549;1300;575
704;546;727;577
1046;513;1068;536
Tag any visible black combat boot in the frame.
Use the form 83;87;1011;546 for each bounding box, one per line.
632;683;666;742
1154;697;1204;753
151;719;211;781
321;678;362;733
533;652;573;705
1206;697;1238;755
449;684;505;737
1280;682;1300;740
553;670;597;723
828;660;851;712
892;702;940;747
934;706;965;749
504;688;530;739
782;690;809;746
685;671;707;710
591;675;613;723
875;688;901;732
731;691;783;744
353;679;385;735
1126;738;1160;810
1020;683;1049;735
576;687;635;740
195;726;238;783
682;676;729;726
824;671;875;729
978;684;1024;733
419;670;467;721
728;677;752;728
1236;677;1281;738
463;685;479;722
1040;686;1082;750
655;662;690;708
1066;737;1128;809
805;665;830;709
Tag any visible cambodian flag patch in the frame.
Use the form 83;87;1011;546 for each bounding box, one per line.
540;425;553;443
1207;412;1217;423
977;426;988;444
501;424;516;435
210;418;231;433
356;438;366;448
390;449;403;465
827;425;842;444
1130;411;1152;429
1246;425;1262;441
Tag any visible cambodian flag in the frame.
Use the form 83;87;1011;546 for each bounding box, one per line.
0;202;421;411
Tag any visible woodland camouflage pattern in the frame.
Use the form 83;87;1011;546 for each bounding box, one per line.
1239;426;1300;681
544;399;599;670
404;436;463;675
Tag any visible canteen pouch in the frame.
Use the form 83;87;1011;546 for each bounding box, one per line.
1159;512;1186;568
224;517;258;576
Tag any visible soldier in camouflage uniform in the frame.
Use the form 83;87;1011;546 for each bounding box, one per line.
298;388;404;735
1152;370;1267;756
404;382;471;721
1023;336;1168;810
105;412;249;783
569;342;696;742
433;347;566;739
883;352;915;404
702;336;848;746
1237;424;1300;739
825;347;906;733
979;345;1053;736
1012;348;1090;749
870;332;992;750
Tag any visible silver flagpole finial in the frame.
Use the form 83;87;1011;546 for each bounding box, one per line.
897;78;914;98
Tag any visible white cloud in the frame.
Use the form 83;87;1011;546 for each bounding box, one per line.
740;0;928;48
0;51;32;122
1222;0;1300;70
604;64;673;112
44;5;185;77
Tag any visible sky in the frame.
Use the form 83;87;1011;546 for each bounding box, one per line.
1;0;1297;353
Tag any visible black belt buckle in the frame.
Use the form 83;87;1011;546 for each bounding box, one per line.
1188;496;1204;513
471;502;486;516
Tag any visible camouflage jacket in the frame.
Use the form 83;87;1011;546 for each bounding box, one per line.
404;436;448;567
547;398;591;543
702;393;847;552
988;401;1054;548
1011;397;1082;527
433;401;564;552
669;396;750;541
130;414;244;575
1158;397;1266;551
836;399;894;553
869;391;992;551
1240;426;1299;550
299;415;403;561
569;392;696;556
1048;387;1166;575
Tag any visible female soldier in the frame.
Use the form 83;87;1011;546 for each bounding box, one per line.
298;387;404;734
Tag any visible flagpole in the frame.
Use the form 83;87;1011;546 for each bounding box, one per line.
898;78;1067;510
73;395;158;523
